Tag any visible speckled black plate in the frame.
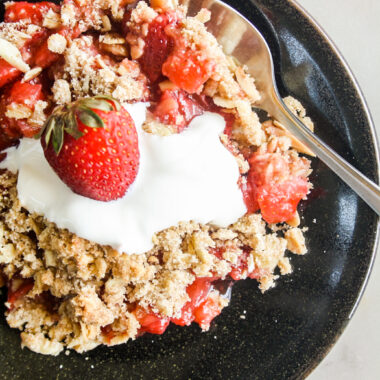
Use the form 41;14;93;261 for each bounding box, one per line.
0;0;379;379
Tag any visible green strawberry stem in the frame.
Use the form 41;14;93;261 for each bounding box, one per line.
37;95;121;155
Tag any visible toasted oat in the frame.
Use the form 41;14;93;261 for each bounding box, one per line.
43;9;62;29
99;33;126;45
60;2;77;27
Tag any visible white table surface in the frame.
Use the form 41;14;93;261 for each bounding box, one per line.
293;1;380;379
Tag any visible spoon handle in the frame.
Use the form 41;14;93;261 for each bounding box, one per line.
268;91;380;215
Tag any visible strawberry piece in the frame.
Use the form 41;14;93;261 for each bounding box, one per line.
7;278;34;310
245;152;310;223
40;96;140;202
256;179;309;224
210;246;268;281
162;47;215;94
151;89;204;132
138;12;179;83
0;27;49;88
171;277;212;326
193;294;222;330
4;1;60;25
101;324;117;344
9;81;44;105
135;306;170;335
0;60;22;88
0;80;45;148
33;26;82;69
33;39;60;69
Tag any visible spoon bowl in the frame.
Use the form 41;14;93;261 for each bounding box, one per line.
181;0;380;215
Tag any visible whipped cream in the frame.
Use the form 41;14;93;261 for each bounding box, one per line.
1;103;247;254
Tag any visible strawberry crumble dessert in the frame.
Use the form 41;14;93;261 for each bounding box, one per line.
0;0;315;355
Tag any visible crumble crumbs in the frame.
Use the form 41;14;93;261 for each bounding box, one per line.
51;36;148;103
0;170;308;354
47;33;67;54
0;21;41;48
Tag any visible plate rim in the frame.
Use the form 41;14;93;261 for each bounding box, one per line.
287;0;380;375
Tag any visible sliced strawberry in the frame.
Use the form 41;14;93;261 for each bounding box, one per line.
151;89;204;132
40;96;140;202
4;1;60;26
171;277;212;326
162;47;215;94
138;12;179;83
135;306;170;335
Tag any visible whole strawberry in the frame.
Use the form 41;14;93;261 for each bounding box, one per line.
39;96;139;201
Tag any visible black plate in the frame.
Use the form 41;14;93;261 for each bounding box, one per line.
0;1;379;379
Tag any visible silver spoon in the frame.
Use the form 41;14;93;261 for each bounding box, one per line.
181;0;380;215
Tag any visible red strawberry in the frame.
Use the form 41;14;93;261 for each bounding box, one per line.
151;89;204;132
138;12;179;83
0;80;45;151
39;96;139;201
4;1;60;26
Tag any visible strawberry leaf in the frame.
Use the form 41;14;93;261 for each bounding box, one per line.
44;117;55;146
82;98;114;112
63;112;83;139
52;119;64;154
77;106;105;128
93;95;121;111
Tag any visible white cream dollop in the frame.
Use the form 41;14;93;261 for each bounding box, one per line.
0;103;247;254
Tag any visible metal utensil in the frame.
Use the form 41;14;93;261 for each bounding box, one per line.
181;0;380;215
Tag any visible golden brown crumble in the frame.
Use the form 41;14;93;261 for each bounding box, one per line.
0;170;307;355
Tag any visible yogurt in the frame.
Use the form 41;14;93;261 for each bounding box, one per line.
1;103;247;254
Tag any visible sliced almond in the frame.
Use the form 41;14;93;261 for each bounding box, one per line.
0;37;30;72
101;15;112;32
235;66;261;103
100;43;128;57
22;67;42;82
158;80;178;91
213;96;236;109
